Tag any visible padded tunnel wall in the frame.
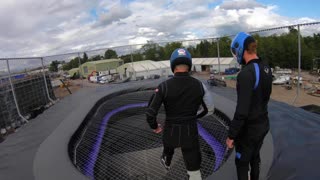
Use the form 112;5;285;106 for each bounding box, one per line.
68;88;233;180
68;87;155;166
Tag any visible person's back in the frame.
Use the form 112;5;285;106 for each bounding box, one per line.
145;48;214;180
236;59;272;140
227;32;272;180
163;73;204;122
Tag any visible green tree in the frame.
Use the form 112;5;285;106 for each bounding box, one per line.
73;57;81;68
89;31;320;71
187;46;200;58
62;63;71;71
104;49;118;59
218;37;232;57
49;60;60;72
198;40;211;57
163;42;183;59
92;55;102;61
141;41;163;61
208;40;217;57
82;52;88;64
120;51;143;63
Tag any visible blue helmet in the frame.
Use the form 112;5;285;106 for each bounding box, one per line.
170;48;192;72
231;32;253;64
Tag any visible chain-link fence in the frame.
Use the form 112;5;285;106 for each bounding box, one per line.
0;57;56;136
1;22;319;137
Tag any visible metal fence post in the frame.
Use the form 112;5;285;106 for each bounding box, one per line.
130;45;136;80
41;58;55;104
217;38;221;75
6;59;28;123
292;25;301;105
78;52;84;88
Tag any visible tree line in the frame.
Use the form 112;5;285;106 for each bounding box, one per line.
49;49;118;71
50;29;320;72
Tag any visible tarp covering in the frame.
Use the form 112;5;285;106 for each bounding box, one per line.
192;58;235;65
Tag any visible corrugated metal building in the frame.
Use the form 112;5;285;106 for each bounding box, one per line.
68;68;80;76
80;59;124;78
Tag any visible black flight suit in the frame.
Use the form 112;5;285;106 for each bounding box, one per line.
228;58;272;180
146;72;214;171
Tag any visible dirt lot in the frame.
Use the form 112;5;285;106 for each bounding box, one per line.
225;79;320;107
194;72;319;107
54;73;319;107
53;79;100;99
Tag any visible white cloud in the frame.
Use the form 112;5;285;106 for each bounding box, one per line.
0;0;319;58
93;5;132;27
129;36;151;45
138;27;157;35
219;0;266;10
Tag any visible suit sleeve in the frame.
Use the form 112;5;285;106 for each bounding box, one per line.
145;83;164;129
197;83;215;118
196;100;208;119
228;70;254;139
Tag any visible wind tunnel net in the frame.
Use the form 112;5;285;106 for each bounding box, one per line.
70;90;232;180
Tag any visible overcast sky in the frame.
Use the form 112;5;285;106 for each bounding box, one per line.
0;0;319;58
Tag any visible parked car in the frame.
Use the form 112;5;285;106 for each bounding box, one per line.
148;74;160;79
207;78;227;87
210;69;219;74
272;75;290;85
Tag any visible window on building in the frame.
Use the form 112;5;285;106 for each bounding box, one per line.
83;66;88;73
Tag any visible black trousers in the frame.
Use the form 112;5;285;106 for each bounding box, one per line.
235;138;264;180
162;123;201;171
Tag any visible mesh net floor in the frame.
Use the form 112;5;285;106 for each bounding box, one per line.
73;90;232;180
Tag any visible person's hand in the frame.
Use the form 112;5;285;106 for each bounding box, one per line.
226;137;234;149
153;124;163;134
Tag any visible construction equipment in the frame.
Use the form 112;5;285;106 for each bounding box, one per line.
59;79;72;94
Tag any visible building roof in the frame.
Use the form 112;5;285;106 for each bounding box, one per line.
85;59;123;65
120;60;170;72
118;58;235;73
192;57;235;65
158;60;171;67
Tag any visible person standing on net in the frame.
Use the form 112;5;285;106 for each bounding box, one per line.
226;32;273;180
145;48;214;180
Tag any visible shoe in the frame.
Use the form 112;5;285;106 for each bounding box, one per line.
187;170;202;180
160;155;171;171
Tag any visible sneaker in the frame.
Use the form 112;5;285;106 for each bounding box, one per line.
160;155;171;171
187;170;202;180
